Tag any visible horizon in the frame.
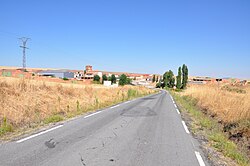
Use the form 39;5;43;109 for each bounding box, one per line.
1;65;249;80
0;0;249;79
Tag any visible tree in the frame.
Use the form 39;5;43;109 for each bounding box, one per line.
156;76;158;83
156;82;161;88
102;74;107;84
182;64;188;89
163;70;175;88
93;75;100;82
111;74;116;84
119;74;127;86
176;67;182;89
126;78;132;84
152;75;156;83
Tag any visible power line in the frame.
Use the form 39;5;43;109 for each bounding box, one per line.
19;37;30;70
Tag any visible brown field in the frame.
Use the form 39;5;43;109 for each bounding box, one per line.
0;77;154;135
177;84;250;164
182;84;250;123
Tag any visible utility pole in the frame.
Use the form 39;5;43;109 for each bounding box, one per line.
19;37;30;71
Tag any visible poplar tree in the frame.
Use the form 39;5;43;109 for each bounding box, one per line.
182;64;188;89
152;75;156;83
176;67;182;89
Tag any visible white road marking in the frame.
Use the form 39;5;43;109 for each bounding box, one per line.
84;111;101;118
195;151;206;166
182;121;190;134
124;101;130;104
174;104;177;108
176;109;180;114
110;104;120;109
16;125;63;143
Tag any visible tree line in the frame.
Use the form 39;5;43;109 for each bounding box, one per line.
93;74;132;86
156;64;189;89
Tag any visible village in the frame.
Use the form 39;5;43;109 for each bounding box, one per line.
0;65;248;87
0;65;160;87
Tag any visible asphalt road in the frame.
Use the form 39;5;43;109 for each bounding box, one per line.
0;90;209;166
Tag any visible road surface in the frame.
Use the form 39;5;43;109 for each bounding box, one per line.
0;91;208;166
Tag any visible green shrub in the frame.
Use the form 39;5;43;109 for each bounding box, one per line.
93;75;100;82
0;117;13;136
44;115;63;124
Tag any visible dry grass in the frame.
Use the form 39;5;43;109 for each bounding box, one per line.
182;84;250;123
0;77;154;134
175;84;250;165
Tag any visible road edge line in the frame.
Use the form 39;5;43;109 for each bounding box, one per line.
181;121;190;134
195;151;206;166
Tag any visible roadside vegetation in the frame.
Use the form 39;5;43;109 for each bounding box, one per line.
156;64;249;165
0;77;155;139
171;85;250;166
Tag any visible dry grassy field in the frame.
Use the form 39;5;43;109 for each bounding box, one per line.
182;84;250;124
0;77;154;136
180;84;250;163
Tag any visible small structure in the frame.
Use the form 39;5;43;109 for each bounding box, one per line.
103;80;112;87
74;71;84;80
37;70;74;79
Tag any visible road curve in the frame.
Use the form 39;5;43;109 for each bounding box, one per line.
0;91;209;166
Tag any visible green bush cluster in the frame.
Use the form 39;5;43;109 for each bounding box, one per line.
44;115;64;124
0;117;13;136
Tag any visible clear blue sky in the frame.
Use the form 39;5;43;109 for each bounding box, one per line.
0;0;249;78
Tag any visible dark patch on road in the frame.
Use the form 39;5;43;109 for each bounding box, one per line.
86;147;98;150
141;97;156;100
121;106;157;117
79;153;86;166
113;131;117;137
44;138;58;149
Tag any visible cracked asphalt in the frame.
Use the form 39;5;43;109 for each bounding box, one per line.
0;91;209;166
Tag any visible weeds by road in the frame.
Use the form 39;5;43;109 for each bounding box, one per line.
171;85;250;166
0;77;155;139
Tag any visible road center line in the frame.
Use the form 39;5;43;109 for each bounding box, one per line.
181;121;190;134
195;151;206;166
176;109;180;114
16;125;63;143
84;111;101;118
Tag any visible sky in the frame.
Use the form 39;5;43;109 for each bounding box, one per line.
0;0;249;79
